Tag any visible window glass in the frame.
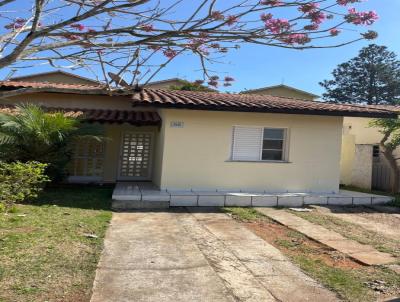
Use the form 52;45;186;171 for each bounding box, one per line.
263;129;284;140
262;128;285;161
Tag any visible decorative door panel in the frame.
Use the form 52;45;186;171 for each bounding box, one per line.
118;132;153;180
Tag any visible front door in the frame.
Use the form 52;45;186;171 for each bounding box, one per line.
118;132;153;181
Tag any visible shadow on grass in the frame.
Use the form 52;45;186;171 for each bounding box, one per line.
27;184;113;211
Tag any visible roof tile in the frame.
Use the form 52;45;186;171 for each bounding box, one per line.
131;89;397;118
0;105;161;126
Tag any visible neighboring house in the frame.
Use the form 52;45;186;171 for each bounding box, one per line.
340;106;400;191
146;78;186;89
10;70;101;85
242;84;319;101
0;72;394;194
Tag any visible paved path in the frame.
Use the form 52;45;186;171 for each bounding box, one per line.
257;208;396;266
312;205;400;241
91;209;338;302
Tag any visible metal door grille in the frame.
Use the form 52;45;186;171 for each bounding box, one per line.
119;132;152;180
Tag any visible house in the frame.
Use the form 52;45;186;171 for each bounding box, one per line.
0;72;395;207
340;106;400;191
146;78;187;89
242;84;319;101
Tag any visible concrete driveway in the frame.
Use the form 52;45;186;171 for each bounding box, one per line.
90;208;339;302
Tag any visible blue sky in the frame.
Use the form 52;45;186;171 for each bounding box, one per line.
5;0;400;96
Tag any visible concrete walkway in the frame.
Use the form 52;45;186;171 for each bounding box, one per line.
91;209;338;302
257;208;396;266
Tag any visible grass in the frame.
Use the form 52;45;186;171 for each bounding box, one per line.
0;185;113;302
225;207;400;302
223;207;267;221
291;210;400;258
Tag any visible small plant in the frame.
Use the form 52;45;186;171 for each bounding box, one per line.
0;161;49;212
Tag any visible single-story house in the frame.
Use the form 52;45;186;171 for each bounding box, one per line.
0;72;395;197
242;84;319;101
341;105;400;191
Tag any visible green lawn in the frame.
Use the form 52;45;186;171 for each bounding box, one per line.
0;186;113;302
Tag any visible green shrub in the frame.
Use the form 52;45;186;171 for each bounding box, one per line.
0;161;49;212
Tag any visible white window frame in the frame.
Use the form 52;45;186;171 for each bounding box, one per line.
68;139;105;182
230;126;290;162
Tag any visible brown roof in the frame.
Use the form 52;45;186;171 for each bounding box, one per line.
131;89;397;118
0;80;396;118
0;80;108;95
366;104;400;113
0;105;161;126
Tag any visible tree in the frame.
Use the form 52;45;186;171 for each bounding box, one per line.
0;0;379;90
320;44;400;104
169;79;221;92
0;104;103;181
370;118;400;193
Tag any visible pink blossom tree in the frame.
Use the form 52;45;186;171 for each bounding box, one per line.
0;0;379;89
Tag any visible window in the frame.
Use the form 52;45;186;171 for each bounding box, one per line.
262;128;285;161
373;145;380;158
69;139;105;178
231;126;288;161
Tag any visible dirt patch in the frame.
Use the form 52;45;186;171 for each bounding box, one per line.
244;220;362;270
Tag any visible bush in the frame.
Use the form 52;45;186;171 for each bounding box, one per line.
0;161;49;212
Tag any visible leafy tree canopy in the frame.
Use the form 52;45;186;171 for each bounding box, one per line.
320;44;400;105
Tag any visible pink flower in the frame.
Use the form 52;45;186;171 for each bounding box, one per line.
362;30;378;40
265;18;291;34
140;24;154;32
65;34;80;40
281;33;311;45
211;11;224;20
304;24;319;31
210;43;220;49
345;8;378;25
223;82;232;87
210;75;219;81
226;15;239;26
260;0;283;6
163;49;177;59
330;28;341;36
337;0;361;5
71;23;85;31
224;76;235;82
207;80;219;87
309;11;326;24
15;17;26;24
260;13;273;22
87;29;97;34
299;3;319;13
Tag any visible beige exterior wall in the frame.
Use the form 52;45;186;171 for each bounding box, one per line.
247;87;316;100
146;80;184;90
340;117;379;188
12;73;98;85
351;145;373;189
157;109;343;193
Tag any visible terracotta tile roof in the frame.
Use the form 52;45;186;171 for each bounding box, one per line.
0;80;104;90
0;80;396;118
0;105;161;126
366;104;400;113
131;89;397;118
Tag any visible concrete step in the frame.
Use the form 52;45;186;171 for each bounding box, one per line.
112;200;169;210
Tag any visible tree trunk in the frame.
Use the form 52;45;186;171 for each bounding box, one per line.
381;144;400;193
